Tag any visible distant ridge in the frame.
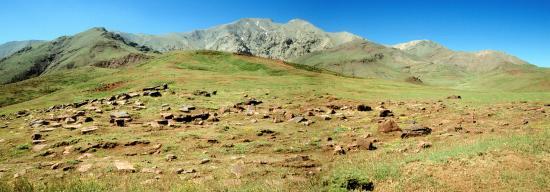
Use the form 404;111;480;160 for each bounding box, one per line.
0;27;155;84
116;18;364;60
0;40;46;59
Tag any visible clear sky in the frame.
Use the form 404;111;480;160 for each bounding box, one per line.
1;0;549;67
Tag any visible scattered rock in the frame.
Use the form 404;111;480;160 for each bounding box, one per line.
65;117;77;124
31;132;42;140
63;124;80;131
257;129;276;136
379;109;394;117
192;112;210;120
406;76;423;84
447;95;462;99
160;113;174;119
417;141;432;149
180;105;196;113
77;164;93;172
115;119;125;127
347;139;376;151
193;90;211;97
166;154;177;161
110;111;130;119
401;126;432;138
342;178;374;191
291;116;307;123
175;168;196;174
357;104;372;112
51;162;62;170
241;98;263;106
33;140;47;144
148;91;162;97
49;123;62;128
200;158;211;164
32;144;47;152
378;119;401;133
114;160;136;173
333;145;346;155
30;119;49;127
124;140;150;146
156;119;169;125
320;114;332;120
81;126;98;134
143;84;168;91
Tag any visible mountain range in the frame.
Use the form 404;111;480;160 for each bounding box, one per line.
0;18;547;90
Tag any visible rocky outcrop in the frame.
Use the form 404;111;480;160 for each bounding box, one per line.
94;53;150;68
117;18;364;61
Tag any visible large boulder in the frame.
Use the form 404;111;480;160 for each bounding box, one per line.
378;119;401;133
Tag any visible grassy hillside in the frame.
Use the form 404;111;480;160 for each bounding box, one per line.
0;40;45;59
293;42;550;91
3;50;548;113
0;51;548;191
0;28;154;84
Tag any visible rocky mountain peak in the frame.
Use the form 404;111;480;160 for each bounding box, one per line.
393;40;447;51
117;18;365;60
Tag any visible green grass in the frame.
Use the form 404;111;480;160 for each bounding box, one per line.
0;50;549;191
1;50;548;114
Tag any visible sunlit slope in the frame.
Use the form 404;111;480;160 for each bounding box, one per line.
0;28;153;84
293;41;550;91
2;51;548;114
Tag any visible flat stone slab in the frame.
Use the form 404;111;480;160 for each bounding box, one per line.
40;128;57;132
63;124;82;130
32;144;47;152
110;111;130;119
114;160;135;173
77;163;93;172
81;126;98;134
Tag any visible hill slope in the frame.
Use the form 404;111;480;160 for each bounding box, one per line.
0;28;155;84
293;40;549;91
0;51;548;192
393;40;530;72
0;40;45;59
117;18;364;60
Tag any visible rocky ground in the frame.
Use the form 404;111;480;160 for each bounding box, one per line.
0;51;548;191
1;82;548;191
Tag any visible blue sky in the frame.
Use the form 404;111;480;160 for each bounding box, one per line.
1;0;549;67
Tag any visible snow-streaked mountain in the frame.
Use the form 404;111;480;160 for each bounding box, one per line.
116;18;365;60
